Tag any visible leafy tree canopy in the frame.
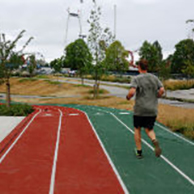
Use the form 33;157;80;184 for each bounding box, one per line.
50;57;64;73
139;40;163;72
65;39;92;71
26;54;36;77
171;39;194;73
105;40;128;73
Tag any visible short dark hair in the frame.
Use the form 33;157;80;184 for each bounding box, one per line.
138;59;148;70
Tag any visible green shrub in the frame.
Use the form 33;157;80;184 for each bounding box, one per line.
45;80;61;85
88;89;107;94
74;84;90;88
101;76;131;83
36;75;49;79
85;74;131;83
19;78;38;83
166;120;194;140
0;104;34;116
164;80;194;90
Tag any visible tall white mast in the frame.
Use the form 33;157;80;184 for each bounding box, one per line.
114;4;117;39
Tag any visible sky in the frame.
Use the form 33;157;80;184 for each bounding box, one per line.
0;0;194;62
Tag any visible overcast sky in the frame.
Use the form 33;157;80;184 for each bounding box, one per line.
0;0;194;62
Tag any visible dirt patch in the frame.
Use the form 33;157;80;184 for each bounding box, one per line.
0;78;90;97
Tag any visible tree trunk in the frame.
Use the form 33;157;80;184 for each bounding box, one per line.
93;69;97;98
93;76;98;99
96;82;100;97
6;80;11;108
162;79;167;97
81;76;84;85
93;83;97;98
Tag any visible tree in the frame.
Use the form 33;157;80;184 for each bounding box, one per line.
139;40;163;72
65;39;92;84
0;30;33;107
73;39;92;85
171;39;194;74
26;54;37;77
105;40;128;75
153;41;163;64
158;59;171;96
182;60;194;78
64;42;77;70
50;57;63;74
87;4;114;98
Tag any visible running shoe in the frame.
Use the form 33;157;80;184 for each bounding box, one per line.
134;149;143;159
152;139;162;157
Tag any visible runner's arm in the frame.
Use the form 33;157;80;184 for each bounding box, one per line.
158;87;165;98
126;87;136;100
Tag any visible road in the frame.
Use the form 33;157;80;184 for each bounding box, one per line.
57;77;194;109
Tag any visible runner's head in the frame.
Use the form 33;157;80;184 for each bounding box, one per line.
137;59;148;72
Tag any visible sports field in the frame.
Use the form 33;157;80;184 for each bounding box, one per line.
0;104;193;194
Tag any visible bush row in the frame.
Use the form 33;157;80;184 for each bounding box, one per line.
0;104;34;116
164;79;194;90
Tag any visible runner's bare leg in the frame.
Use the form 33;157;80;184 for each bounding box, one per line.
145;128;156;141
134;127;142;150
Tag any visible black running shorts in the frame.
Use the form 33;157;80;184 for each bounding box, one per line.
133;115;156;130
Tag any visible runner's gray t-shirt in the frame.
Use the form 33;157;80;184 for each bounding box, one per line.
131;73;163;116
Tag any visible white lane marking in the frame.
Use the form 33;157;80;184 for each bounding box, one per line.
109;112;194;186
155;123;194;146
0;109;42;164
69;113;79;116
119;112;130;115
83;111;130;194
49;109;63;194
44;113;52;117
95;112;104;115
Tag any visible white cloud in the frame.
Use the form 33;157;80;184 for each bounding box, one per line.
131;0;161;4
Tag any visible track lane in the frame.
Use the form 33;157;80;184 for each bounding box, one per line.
54;107;125;194
0;106;61;194
0;108;40;156
68;104;194;194
104;107;194;182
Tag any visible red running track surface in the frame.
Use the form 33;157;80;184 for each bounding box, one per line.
0;105;125;194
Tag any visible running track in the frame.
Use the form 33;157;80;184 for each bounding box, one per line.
0;104;193;194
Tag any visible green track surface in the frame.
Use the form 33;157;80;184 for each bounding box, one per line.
63;104;194;194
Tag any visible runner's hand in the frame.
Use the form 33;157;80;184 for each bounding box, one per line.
126;95;130;100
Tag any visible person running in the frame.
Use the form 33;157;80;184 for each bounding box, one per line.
126;59;165;159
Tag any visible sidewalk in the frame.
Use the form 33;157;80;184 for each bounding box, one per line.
166;88;194;100
0;116;25;142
